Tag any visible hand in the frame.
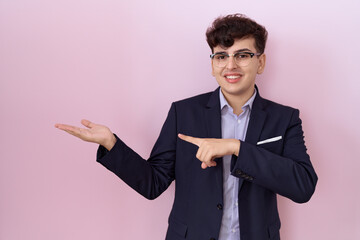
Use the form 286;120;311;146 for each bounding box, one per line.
178;133;240;169
55;119;116;151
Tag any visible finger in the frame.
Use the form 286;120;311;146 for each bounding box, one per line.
63;126;82;136
196;149;204;162
201;160;216;169
194;146;206;167
54;123;65;129
208;159;217;167
62;127;92;142
203;151;217;167
63;129;81;137
203;151;212;166
55;123;79;132
81;119;95;129
178;133;202;147
200;161;217;169
201;162;208;169
196;149;216;169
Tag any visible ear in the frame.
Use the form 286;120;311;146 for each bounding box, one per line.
257;53;266;74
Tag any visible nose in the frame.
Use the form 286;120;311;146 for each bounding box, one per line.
226;55;237;69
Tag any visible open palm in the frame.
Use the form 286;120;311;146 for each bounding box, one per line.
55;119;116;150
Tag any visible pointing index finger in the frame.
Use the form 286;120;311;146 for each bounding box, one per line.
178;133;202;147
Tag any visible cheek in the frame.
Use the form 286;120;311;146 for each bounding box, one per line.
247;65;259;76
213;73;222;85
212;66;222;77
211;64;216;77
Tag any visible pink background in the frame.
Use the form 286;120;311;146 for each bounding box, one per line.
1;0;359;239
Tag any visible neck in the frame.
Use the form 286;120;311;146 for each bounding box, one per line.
221;88;255;116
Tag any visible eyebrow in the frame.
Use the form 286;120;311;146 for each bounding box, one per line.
214;48;253;55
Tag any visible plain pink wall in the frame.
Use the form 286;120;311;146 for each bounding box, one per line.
1;0;359;239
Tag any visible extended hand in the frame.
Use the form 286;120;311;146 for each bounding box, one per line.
55;119;116;151
178;134;240;169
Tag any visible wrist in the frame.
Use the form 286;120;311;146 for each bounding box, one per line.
232;139;240;156
103;134;116;151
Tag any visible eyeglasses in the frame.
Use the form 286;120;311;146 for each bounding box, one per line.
210;52;262;67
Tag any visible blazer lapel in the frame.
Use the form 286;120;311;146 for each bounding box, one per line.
239;88;267;190
204;87;222;139
204;88;223;194
245;93;267;145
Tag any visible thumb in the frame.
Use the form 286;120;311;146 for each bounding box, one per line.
81;119;95;129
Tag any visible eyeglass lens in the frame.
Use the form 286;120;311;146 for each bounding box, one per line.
213;53;253;67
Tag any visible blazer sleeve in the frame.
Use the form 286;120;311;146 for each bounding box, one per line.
96;103;177;200
231;109;318;203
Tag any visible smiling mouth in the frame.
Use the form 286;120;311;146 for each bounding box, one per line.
225;75;240;79
224;74;242;83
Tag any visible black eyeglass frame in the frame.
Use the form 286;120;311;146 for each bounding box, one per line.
210;51;262;59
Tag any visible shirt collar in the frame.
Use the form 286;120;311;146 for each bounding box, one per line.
219;88;257;112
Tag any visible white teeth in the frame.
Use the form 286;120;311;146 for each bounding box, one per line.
226;75;240;79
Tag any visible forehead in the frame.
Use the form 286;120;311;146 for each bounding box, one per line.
213;37;257;53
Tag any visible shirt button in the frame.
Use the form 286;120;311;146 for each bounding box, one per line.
237;119;241;124
217;204;223;210
210;238;216;240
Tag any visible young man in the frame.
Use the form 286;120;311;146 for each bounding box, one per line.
55;14;317;240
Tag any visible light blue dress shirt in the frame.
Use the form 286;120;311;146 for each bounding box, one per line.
218;88;256;240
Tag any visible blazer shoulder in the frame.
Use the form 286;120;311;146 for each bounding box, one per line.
259;96;299;114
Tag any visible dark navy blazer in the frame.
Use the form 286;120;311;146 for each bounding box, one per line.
97;87;318;240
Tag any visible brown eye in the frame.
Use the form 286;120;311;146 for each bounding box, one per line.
235;53;250;60
215;54;227;60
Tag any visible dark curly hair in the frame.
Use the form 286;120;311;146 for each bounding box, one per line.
206;14;268;54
